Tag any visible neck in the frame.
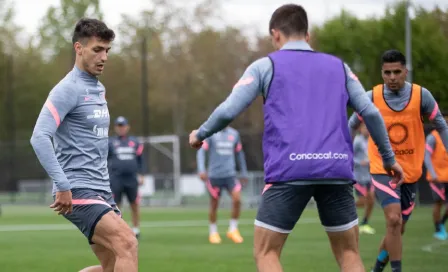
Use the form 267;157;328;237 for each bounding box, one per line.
74;60;96;78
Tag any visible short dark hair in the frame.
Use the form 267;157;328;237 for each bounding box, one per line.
381;50;406;66
72;18;115;45
269;4;308;37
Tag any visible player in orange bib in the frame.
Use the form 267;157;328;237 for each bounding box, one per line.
349;50;448;272
424;126;448;241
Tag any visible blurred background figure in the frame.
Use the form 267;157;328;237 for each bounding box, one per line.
108;116;146;239
353;122;376;235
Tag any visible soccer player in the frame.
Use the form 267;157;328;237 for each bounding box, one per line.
189;4;403;272
424;127;448;240
353;123;376;234
108;116;145;239
30;18;138;272
196;126;248;244
348;49;448;272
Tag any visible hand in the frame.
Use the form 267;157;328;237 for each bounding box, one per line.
189;130;203;149
138;175;145;186
199;172;208;182
384;162;405;188
360;160;369;166
239;177;248;185
50;190;73;215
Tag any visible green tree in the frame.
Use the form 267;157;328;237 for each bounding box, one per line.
312;1;448;109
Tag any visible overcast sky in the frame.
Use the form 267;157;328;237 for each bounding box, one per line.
11;0;448;40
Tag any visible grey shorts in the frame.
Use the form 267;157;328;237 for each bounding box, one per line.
62;188;121;244
255;183;358;233
371;174;417;221
206;177;241;199
429;182;448;203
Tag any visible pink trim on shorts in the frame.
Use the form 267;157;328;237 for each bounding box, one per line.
354;183;367;197
206;180;220;199
72;199;112;208
233;179;242;193
402;202;415;216
371;178;399;199
262;184;272;195
430;183;446;201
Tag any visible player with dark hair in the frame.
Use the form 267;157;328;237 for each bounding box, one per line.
189;4;403;272
424;119;448;241
196;126;248;244
108;116;146;239
30;18;138;272
349;49;448;272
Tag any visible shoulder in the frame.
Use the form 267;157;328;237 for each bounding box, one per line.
420;86;433;98
246;57;272;75
130;136;141;143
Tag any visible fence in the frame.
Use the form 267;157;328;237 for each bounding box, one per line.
0;126;442;206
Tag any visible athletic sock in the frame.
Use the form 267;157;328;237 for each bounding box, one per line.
209;223;218;234
435;222;441;232
372;250;388;272
442;213;448;225
362;217;369;225
229;219;238;232
390;260;401;272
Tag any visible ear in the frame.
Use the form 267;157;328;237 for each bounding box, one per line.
305;32;310;43
74;41;83;55
271;29;280;41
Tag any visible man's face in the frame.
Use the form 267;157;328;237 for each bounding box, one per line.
74;37;111;76
115;124;129;136
381;62;407;92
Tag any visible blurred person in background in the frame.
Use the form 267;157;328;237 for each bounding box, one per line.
349;49;448;272
108;116;146;239
424;116;448;241
30;18;138;272
196;126;248;244
353;123;376;235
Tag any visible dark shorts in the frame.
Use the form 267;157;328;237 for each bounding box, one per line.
255;183;358;233
371;174;417;221
206;177;241;199
354;182;374;197
110;176;140;204
62;188;121;244
429;182;448;203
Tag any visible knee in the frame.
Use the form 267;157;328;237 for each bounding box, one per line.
385;212;402;230
114;231;138;257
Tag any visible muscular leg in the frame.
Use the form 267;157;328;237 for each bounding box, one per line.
327;226;364;272
365;190;375;222
91;211;138;272
230;187;241;222
130;202;140;229
433;201;443;231
356;197;366;208
373;203;402;271
254;226;288;272
126;184;141;237
79;244;116;272
209;196;219;228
